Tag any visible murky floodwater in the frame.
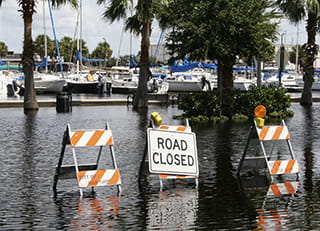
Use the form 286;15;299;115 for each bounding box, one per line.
1;103;320;230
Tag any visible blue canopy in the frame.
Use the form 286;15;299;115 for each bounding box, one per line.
0;59;8;66
35;57;48;67
170;62;199;73
76;51;105;62
130;56;139;69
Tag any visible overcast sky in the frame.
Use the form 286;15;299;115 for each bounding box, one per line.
0;1;314;58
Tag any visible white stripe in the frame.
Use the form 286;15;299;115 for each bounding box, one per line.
95;130;113;146
267;181;299;196
78;170;96;187
75;131;94;146
97;170;114;186
278;126;289;140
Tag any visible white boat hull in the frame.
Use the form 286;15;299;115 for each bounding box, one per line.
166;80;203;92
35;79;66;93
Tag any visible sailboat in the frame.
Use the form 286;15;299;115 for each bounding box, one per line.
63;0;107;94
31;0;66;94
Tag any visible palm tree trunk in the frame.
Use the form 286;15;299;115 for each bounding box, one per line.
220;56;235;117
300;12;318;105
22;0;39;111
133;21;151;108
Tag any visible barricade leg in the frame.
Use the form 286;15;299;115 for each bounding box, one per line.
53;131;68;193
237;126;254;175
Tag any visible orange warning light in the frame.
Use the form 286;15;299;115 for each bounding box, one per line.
254;105;267;118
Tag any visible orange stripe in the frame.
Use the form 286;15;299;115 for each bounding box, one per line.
270;160;281;174
70;131;85;147
106;136;113;146
86;130;104;146
160;126;169;130
159;174;168;178
176;175;186;178
176;127;187;131
259;127;269;140
272;126;284;140
284;160;295;174
269;184;281;196
77;171;86;182
286;133;291;139
87;170;105;187
108;169;120;185
284;182;295;194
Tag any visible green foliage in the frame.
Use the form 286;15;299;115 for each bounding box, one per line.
234;85;292;118
0;41;8;57
177;86;293;121
178;91;220;118
289;45;307;68
91;41;113;60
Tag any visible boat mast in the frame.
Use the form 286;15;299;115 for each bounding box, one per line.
47;0;64;77
295;25;299;72
76;0;81;74
43;0;48;73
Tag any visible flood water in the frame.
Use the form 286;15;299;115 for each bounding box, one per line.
1;102;320;230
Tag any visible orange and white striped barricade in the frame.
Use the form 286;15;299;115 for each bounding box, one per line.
53;123;121;196
141;112;199;190
255;180;300;230
237;118;300;178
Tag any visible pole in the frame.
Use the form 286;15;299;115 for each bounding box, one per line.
278;33;285;86
43;0;48;73
295;25;299;72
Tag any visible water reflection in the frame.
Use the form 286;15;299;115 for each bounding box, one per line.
301;106;314;193
146;188;199;230
54;194;121;230
239;176;300;230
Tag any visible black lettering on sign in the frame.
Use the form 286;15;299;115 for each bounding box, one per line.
188;155;194;166
157;137;164;149
157;137;188;151
181;154;187;166
153;152;160;164
152;153;195;166
174;154;180;165
167;153;173;165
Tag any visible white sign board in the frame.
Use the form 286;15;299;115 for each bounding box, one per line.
147;128;198;176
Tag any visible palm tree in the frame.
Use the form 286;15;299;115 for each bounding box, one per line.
276;0;320;105
97;0;167;108
0;0;77;112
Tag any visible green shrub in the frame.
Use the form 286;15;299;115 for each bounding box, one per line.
176;85;293;121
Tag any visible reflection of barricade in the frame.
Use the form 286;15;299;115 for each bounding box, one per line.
69;196;120;230
139;112;199;190
53;123;121;196
237;105;300;178
238;176;300;230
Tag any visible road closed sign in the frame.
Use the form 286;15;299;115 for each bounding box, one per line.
147;128;199;176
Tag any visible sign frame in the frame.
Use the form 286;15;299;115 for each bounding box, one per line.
147;128;199;176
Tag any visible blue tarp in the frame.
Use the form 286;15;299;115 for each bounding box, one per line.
35;57;48;67
76;51;105;62
170;62;199;73
0;59;8;66
130;56;139;69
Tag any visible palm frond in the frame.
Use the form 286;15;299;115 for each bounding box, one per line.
276;0;306;22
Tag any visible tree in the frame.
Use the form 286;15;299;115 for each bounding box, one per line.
160;0;279;116
91;41;113;60
276;0;320;105
33;34;55;58
288;45;307;69
97;0;169;108
0;0;77;112
0;41;8;57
